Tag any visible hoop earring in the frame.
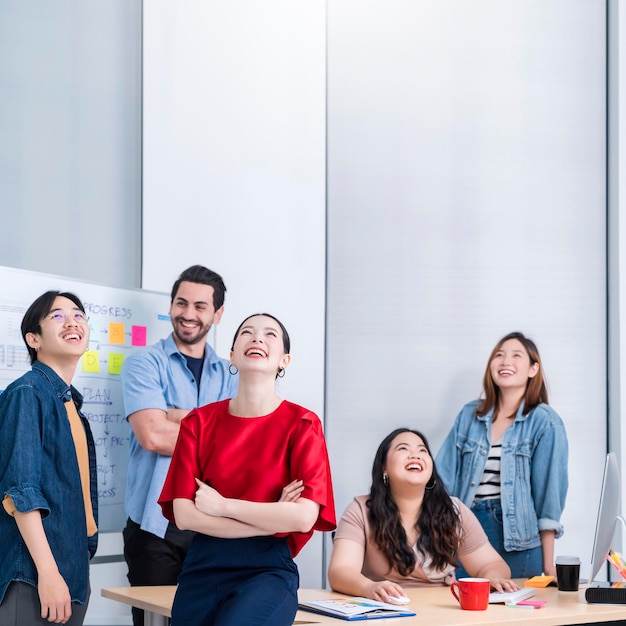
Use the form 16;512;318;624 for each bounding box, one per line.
425;477;436;490
277;368;285;378
383;474;388;487
229;364;238;375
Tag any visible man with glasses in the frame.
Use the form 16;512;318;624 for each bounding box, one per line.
120;265;238;626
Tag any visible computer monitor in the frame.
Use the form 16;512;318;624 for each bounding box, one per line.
590;452;621;582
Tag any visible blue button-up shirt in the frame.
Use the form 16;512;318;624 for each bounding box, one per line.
0;361;98;605
436;400;568;551
122;334;237;538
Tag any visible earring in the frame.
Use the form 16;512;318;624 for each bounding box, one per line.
383;474;388;487
425;477;436;490
228;364;238;375
277;368;285;378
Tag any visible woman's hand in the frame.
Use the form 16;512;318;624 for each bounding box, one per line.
489;577;519;593
194;478;226;517
363;579;407;603
279;479;304;503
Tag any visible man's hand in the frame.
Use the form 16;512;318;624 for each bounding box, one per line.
38;570;72;623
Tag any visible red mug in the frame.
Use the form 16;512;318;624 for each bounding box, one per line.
450;577;490;611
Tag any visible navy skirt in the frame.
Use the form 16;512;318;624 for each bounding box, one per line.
171;535;299;626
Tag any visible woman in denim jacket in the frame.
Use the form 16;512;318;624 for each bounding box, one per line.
0;291;98;625
436;332;568;578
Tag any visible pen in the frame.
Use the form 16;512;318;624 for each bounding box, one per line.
608;549;626;572
607;549;626;580
615;550;626;571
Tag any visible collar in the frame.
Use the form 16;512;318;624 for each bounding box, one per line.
164;332;219;365
477;399;529;422
32;360;84;408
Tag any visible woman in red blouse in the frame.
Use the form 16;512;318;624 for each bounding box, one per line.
159;313;336;626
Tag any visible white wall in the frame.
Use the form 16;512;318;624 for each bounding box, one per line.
0;1;142;289
142;0;328;589
143;0;610;589
325;0;607;579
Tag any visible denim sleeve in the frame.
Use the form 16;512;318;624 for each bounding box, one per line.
121;350;168;417
435;410;463;496
530;410;569;538
0;384;51;516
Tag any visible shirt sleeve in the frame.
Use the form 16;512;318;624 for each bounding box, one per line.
158;410;202;523
290;413;336;533
121;349;169;417
0;384;50;516
334;498;367;546
530;407;568;537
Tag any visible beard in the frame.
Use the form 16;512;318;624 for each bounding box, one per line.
172;318;211;346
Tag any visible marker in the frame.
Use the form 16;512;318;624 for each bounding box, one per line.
608;549;626;580
506;603;535;610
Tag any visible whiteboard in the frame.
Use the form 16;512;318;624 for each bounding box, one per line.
0;265;172;531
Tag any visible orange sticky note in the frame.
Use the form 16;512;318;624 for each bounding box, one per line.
109;322;125;345
524;576;555;588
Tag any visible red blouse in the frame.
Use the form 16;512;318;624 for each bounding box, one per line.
159;399;336;556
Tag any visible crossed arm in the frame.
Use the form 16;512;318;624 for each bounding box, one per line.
128;408;189;456
173;479;320;538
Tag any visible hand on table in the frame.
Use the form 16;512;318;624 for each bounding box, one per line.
489;577;520;593
363;580;407;604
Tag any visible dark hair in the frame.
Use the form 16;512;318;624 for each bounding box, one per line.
477;331;548;417
367;428;461;576
170;265;227;311
21;291;86;364
231;313;290;352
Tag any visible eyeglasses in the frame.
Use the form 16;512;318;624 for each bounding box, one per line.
45;311;89;325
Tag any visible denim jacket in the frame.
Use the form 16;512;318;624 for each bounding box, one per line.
0;361;98;605
435;400;568;551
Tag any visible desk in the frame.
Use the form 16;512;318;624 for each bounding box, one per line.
102;583;626;625
100;586;320;626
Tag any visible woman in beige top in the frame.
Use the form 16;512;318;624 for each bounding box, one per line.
328;428;518;603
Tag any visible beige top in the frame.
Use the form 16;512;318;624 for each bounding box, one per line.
334;495;487;587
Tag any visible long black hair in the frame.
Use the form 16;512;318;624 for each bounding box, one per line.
367;428;461;575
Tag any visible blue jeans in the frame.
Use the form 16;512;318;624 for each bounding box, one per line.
457;499;543;579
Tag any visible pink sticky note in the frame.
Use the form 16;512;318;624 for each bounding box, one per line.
131;325;147;347
517;600;547;608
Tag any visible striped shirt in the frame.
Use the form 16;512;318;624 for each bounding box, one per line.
474;440;502;500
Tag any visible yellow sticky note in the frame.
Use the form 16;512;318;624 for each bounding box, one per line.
109;322;125;345
108;353;124;375
82;350;100;373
